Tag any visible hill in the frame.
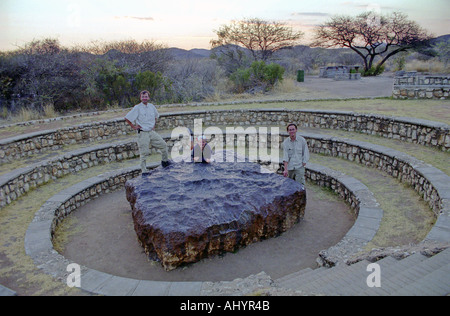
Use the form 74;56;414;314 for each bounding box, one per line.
164;47;210;59
430;34;450;45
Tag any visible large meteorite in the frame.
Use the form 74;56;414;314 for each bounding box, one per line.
125;162;306;271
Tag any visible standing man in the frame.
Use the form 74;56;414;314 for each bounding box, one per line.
283;123;309;186
124;90;171;174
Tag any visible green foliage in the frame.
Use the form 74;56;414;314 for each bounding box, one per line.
230;67;252;93
230;61;284;93
0;76;14;100
0;38;177;114
264;63;285;85
82;61;174;106
361;65;385;77
393;52;407;71
89;59;131;105
135;70;173;104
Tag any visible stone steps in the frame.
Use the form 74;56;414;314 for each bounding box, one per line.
275;248;450;296
1;108;449;295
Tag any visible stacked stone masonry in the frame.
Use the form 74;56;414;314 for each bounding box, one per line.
1;109;448;238
6;107;447;295
393;75;450;100
23;149;446;295
3;129;449;245
25;162;380;295
0;142;139;207
1;109;448;166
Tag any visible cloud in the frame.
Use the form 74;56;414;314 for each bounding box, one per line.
114;16;154;21
340;1;398;11
291;12;330;17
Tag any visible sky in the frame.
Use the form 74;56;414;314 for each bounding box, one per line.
0;0;449;51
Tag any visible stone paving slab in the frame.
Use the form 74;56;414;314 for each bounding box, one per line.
7;130;448;295
0;284;17;296
22;160;386;296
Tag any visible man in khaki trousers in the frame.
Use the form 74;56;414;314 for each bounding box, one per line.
283;123;310;186
124;90;171;174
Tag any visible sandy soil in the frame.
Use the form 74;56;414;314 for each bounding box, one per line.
57;185;354;282
298;75;394;98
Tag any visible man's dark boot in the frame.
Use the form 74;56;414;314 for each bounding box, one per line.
161;160;173;168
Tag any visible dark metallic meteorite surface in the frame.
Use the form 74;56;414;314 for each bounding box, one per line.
126;161;306;270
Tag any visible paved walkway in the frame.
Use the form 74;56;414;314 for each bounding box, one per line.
19;133;449;295
1;99;449;295
22;162;379;296
275;247;450;296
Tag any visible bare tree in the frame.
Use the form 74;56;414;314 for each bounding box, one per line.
313;11;431;75
80;39;172;73
211;18;304;62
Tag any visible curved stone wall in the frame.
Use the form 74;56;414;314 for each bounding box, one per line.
5;126;446;295
1;109;448;165
0;141;139;207
25;160;382;295
3;107;448;295
4;130;449;244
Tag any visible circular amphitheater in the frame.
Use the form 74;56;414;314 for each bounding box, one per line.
1;96;449;296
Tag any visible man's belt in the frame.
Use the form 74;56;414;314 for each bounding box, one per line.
138;129;150;133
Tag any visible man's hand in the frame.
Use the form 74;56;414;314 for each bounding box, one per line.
125;118;142;131
283;162;289;177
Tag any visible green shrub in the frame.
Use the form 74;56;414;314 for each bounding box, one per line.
230;61;284;93
361;65;385;76
134;70;173;104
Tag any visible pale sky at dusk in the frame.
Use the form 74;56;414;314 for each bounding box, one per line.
0;0;449;51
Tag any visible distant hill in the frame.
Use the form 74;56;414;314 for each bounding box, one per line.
164;47;211;59
189;49;211;58
430;34;450;45
127;34;450;62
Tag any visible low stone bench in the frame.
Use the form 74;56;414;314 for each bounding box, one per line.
0;140;139;207
0;284;17;296
2;109;448;165
304;163;383;266
25;158;383;295
5;131;450;243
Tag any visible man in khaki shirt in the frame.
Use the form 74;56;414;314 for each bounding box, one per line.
283;123;310;185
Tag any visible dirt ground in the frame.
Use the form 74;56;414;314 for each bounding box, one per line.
56;185;354;282
298;74;394;98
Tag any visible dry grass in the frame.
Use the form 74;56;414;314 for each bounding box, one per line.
310;154;436;248
405;58;450;74
0;158;142;296
273;77;299;94
7;103;58;123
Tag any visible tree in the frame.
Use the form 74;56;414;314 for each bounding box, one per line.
211;18;304;62
313;11;431;76
80;39;172;73
0;38;86;112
